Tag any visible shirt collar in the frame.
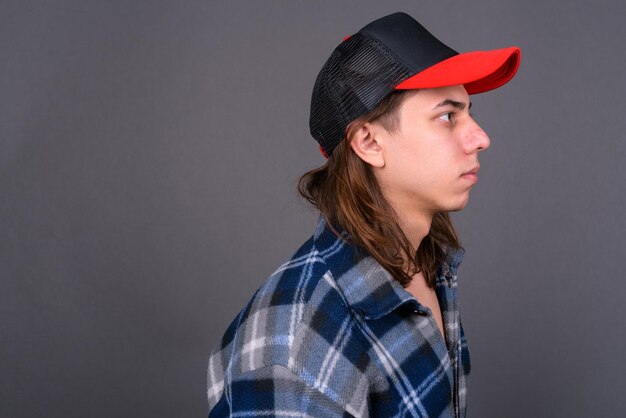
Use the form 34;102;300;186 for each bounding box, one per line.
313;215;465;320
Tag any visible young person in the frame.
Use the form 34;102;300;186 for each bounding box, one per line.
207;12;520;418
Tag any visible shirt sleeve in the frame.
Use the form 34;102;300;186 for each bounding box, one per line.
209;364;355;418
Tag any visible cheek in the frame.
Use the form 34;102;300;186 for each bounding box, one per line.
382;135;455;192
390;152;436;190
405;151;457;195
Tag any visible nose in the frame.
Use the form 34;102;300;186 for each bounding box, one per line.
464;118;491;153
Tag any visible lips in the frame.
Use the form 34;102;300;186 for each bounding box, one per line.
461;165;480;176
461;165;480;183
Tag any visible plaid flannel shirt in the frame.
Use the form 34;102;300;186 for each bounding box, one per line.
207;216;471;417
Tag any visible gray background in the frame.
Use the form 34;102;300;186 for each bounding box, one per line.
2;0;624;417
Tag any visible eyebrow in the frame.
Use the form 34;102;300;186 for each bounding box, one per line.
433;99;472;111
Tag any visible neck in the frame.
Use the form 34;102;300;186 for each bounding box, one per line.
381;190;434;266
396;211;433;252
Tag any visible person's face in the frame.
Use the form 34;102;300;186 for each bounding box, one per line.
374;84;491;218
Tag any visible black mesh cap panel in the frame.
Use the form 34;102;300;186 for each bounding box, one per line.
309;32;411;157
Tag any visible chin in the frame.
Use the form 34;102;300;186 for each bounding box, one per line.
443;195;471;212
446;205;467;213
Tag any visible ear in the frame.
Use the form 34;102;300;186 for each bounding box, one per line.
349;122;385;168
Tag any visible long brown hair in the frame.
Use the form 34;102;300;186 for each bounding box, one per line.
298;90;463;289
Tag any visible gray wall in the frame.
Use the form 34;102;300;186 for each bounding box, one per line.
2;1;625;417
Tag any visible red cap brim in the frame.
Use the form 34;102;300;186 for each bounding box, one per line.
394;46;521;94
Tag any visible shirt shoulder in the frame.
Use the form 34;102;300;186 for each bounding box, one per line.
207;235;380;416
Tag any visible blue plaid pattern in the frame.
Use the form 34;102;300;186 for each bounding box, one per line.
207;216;471;417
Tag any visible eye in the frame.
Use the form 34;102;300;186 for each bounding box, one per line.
438;112;454;123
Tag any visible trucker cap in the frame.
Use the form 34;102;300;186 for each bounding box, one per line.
309;12;521;157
